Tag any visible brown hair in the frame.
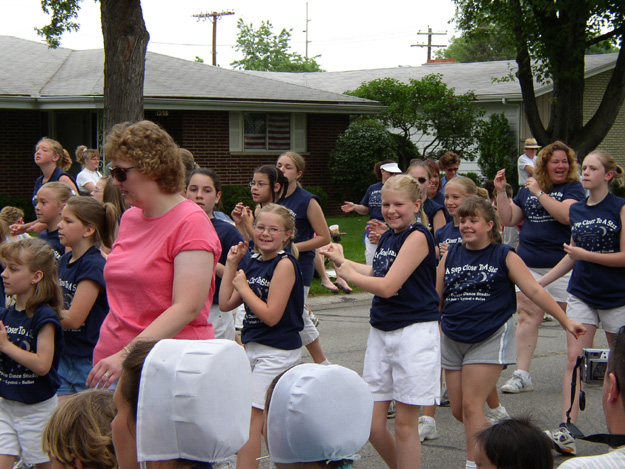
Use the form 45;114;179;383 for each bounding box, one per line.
585;149;625;188
65;196;118;249
75;145;100;167
0;206;25;225
253;165;288;204
38;137;73;171
438;151;460;170
424;158;442;193
374;159;398;180
534;141;580;192
179;148;198;186
456;197;502;245
256;203;298;258
0;238;62;316
103;121;185;194
101;176;127;219
278;151;306;187
120;341;159;425
42;390;118;469
609;327;625;412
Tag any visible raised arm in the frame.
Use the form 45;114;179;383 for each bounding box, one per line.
494;169;524;226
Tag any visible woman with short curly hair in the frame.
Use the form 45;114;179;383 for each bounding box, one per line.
87;121;221;389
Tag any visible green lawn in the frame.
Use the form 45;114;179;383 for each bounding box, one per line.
308;214;369;297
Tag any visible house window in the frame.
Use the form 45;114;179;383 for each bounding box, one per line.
244;113;291;151
229;112;306;153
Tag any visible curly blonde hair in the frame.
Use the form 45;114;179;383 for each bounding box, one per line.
42;390;118;469
103;120;185;194
534;141;580;193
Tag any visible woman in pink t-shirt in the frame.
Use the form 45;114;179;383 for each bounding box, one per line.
87;121;220;388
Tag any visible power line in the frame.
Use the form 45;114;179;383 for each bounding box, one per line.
192;10;235;66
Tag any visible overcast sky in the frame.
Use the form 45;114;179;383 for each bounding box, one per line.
0;0;458;71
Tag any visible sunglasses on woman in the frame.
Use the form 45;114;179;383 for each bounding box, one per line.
111;166;137;182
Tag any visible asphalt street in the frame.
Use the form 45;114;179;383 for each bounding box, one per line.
285;292;612;469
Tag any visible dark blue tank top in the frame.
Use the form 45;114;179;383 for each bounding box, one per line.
32;167;77;209
442;243;516;343
435;222;462;251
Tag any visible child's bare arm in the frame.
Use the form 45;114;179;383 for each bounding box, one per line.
0;322;56;376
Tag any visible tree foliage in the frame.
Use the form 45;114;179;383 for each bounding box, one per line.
329;120;396;202
453;0;625;158
477;113;518;192
231;19;323;72
346;74;485;168
37;0;148;132
435;30;516;63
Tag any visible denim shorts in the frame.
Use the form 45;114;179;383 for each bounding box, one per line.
57;355;93;395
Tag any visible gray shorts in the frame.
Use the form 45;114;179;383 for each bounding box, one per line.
442;317;516;370
567;294;625;334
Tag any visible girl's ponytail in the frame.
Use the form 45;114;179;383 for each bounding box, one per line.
64;196;118;249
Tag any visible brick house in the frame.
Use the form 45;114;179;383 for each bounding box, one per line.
0;36;382;205
247;53;625;172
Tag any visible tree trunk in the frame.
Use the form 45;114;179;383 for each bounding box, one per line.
100;0;149;134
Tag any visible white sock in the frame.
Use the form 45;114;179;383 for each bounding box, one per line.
489;403;503;411
466;461;477;469
321;359;331;366
421;416;435;424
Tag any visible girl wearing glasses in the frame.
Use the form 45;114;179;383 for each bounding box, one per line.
220;203;304;469
538;149;625;455
75;146;102;194
408;161;446;236
87;120;221;389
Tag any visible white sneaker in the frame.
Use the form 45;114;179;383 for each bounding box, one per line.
418;417;439;442
501;371;534;393
485;405;510;424
545;425;577;455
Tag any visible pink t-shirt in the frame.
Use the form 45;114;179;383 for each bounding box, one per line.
93;200;221;364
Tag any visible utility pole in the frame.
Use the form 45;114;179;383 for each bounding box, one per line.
303;2;311;59
193;10;235;66
411;26;446;61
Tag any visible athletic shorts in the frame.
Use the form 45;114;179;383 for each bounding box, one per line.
57;355;92;395
0;395;57;465
210;304;236;341
363;321;440;406
567;294;625;334
442;317;516;370
299;286;320;346
246;342;301;409
516;267;571;303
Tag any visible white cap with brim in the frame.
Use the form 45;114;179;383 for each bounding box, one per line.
380;162;402;173
267;364;373;464
136;339;252;465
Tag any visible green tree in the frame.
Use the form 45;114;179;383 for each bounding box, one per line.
435;30;516;63
346;74;485;168
231;19;323;72
329;120;396;202
453;0;625;158
477;113;518;191
37;0;148;133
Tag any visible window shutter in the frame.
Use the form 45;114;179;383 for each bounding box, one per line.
291;113;307;152
229;112;243;152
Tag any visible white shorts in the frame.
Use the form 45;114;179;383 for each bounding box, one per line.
516;267;571;303
442;317;516;370
210;304;235;341
246;342;301;409
234;304;245;330
0;395;57;464
364;236;377;266
567;294;625;334
299;286;320;346
363;321;441;406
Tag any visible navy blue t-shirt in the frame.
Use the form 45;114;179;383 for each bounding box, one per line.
39;229;64;261
423;198;445;235
568;193;625;309
212;217;249;306
435;222;462;252
241;251;304;350
58;246;107;358
360;182;384;221
513;182;585;268
32;168;76;209
442;243;516;343
370;223;440;331
0;304;63;403
281;186;319;286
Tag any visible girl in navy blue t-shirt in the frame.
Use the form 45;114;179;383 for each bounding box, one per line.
220;203;304;468
437;197;586;466
186;168;249;341
36;182;73;262
322;174;440;469
408;161;446;236
56;196;116;399
0;238;63;467
538;150;625;451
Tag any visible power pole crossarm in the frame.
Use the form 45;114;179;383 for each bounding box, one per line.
411;26;446;61
193;10;235;66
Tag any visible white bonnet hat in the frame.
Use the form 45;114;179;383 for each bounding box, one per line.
136;339;252;464
267;364;373;464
